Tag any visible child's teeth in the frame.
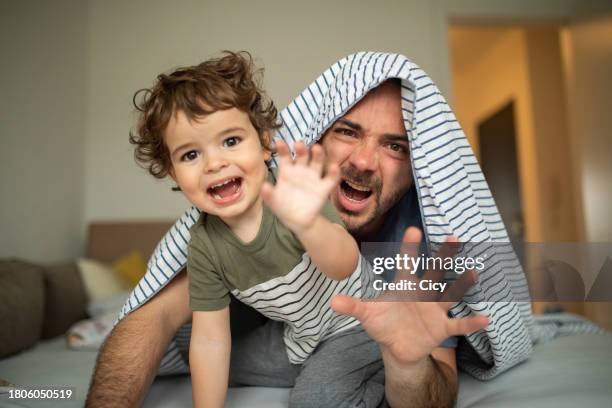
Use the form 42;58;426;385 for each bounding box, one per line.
213;193;222;199
212;178;236;189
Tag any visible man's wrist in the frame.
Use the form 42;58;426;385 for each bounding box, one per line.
381;347;429;375
382;350;457;408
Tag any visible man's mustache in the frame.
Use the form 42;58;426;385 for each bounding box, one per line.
340;166;382;193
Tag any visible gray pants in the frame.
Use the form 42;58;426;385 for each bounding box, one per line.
229;320;388;408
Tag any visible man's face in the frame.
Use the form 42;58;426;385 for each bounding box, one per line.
321;80;413;240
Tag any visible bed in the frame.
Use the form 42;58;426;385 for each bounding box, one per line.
1;222;611;407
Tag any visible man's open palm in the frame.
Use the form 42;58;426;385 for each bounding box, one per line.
331;227;489;365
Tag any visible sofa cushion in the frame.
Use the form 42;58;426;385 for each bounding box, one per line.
0;260;45;358
41;262;88;339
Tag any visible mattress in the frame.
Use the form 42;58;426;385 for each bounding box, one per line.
0;332;610;407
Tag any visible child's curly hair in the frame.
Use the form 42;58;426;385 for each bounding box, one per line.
130;51;280;179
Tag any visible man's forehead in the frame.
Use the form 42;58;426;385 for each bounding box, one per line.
331;79;404;134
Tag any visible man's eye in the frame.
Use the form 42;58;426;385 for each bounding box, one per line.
335;128;356;137
223;136;241;147
181;150;199;162
386;143;408;154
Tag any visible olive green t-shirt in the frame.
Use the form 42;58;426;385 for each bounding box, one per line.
187;172;343;312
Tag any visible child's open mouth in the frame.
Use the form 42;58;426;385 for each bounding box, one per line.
338;179;372;212
207;177;243;205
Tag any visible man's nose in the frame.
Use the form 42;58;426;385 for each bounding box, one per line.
348;141;378;172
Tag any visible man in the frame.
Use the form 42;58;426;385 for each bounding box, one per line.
87;52;529;407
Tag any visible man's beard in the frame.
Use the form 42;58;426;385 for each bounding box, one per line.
338;166;404;239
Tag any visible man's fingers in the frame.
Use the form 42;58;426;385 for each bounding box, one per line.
420;236;460;284
330;294;364;320
439;269;478;306
445;315;489;336
435;236;460;260
402;227;422;248
393;227;422;283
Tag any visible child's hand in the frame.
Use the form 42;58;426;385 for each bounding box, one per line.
261;141;340;235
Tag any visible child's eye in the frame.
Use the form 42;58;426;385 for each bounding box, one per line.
223;136;241;147
181;150;199;162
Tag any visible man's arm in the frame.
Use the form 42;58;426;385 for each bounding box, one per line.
86;270;191;407
331;227;489;408
383;347;457;408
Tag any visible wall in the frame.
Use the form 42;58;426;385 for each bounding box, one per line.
451;28;545;242
561;16;612;329
1;0;610;261
0;0;88;262
561;17;612;243
82;0;450;224
525;28;580;242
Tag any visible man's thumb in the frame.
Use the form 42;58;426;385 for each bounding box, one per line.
331;294;362;319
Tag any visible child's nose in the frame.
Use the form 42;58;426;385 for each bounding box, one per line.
204;154;228;173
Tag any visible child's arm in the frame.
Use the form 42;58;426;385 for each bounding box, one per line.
261;141;359;280
294;214;359;280
190;307;231;408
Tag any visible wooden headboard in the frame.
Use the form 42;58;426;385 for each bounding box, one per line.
86;221;174;263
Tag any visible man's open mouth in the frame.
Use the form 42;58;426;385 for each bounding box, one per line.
340;180;372;201
338;179;373;213
207;177;243;203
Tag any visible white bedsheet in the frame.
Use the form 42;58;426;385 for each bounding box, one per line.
1;330;610;407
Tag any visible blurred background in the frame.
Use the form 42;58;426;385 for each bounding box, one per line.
1;0;611;324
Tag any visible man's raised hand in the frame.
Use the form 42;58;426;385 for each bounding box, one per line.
331;227;489;366
261;141;340;234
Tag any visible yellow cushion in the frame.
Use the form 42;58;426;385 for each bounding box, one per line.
111;251;147;288
77;258;129;302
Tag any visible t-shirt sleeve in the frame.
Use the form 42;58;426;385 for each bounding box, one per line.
321;199;344;226
187;232;230;312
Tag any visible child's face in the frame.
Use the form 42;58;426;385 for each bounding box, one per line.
165;108;271;226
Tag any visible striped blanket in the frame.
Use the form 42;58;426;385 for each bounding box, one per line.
118;52;601;380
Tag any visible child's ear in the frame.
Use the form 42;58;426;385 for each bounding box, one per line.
168;167;182;192
262;130;274;161
264;147;272;162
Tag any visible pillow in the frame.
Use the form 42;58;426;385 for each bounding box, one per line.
111;251;147;288
40;262;89;339
76;258;129;304
0;260;45;358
